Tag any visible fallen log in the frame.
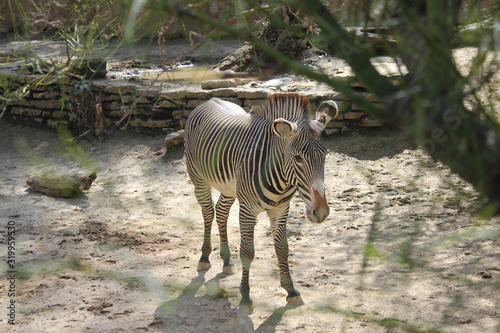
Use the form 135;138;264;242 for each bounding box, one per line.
26;171;97;198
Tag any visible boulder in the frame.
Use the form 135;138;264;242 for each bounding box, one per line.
164;130;185;150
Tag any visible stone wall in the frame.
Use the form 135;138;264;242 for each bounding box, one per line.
1;74;385;135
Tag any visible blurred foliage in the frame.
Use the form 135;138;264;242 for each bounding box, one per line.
138;0;500;205
2;1;500;330
122;1;500;331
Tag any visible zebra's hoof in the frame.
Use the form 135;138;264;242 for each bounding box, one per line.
239;301;254;315
197;261;211;271
222;264;235;275
286;295;304;306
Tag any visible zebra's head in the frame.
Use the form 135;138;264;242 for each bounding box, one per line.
272;100;338;223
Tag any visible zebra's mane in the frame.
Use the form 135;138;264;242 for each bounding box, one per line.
250;93;310;122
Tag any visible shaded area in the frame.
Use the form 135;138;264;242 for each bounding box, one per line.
153;272;241;332
153;272;295;333
325;128;414;161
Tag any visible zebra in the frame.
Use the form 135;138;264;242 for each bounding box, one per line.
184;93;338;307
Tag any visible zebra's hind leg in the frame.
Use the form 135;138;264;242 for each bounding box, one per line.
268;207;304;306
216;194;236;275
194;183;215;271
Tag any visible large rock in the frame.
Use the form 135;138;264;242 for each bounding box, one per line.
214;45;257;73
164;130;185;151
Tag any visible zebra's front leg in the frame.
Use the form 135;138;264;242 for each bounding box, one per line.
238;206;257;308
268;207;304;306
194;184;215;271
215;194;236;275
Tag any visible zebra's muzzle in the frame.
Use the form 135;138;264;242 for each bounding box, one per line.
306;189;330;223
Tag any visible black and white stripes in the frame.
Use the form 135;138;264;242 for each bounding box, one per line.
184;93;337;307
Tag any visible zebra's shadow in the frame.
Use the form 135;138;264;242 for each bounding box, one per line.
153;271;291;332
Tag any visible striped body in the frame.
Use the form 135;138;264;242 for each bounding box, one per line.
186;98;297;211
185;93;337;307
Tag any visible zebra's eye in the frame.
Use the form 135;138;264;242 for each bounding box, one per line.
293;154;304;164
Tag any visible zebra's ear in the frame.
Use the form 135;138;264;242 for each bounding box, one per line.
272;118;299;140
314;101;339;131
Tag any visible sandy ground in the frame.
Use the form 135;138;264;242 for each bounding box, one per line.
1;37;500;332
0;120;499;333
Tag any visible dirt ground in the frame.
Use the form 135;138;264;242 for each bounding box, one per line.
0;120;499;332
1;38;500;332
